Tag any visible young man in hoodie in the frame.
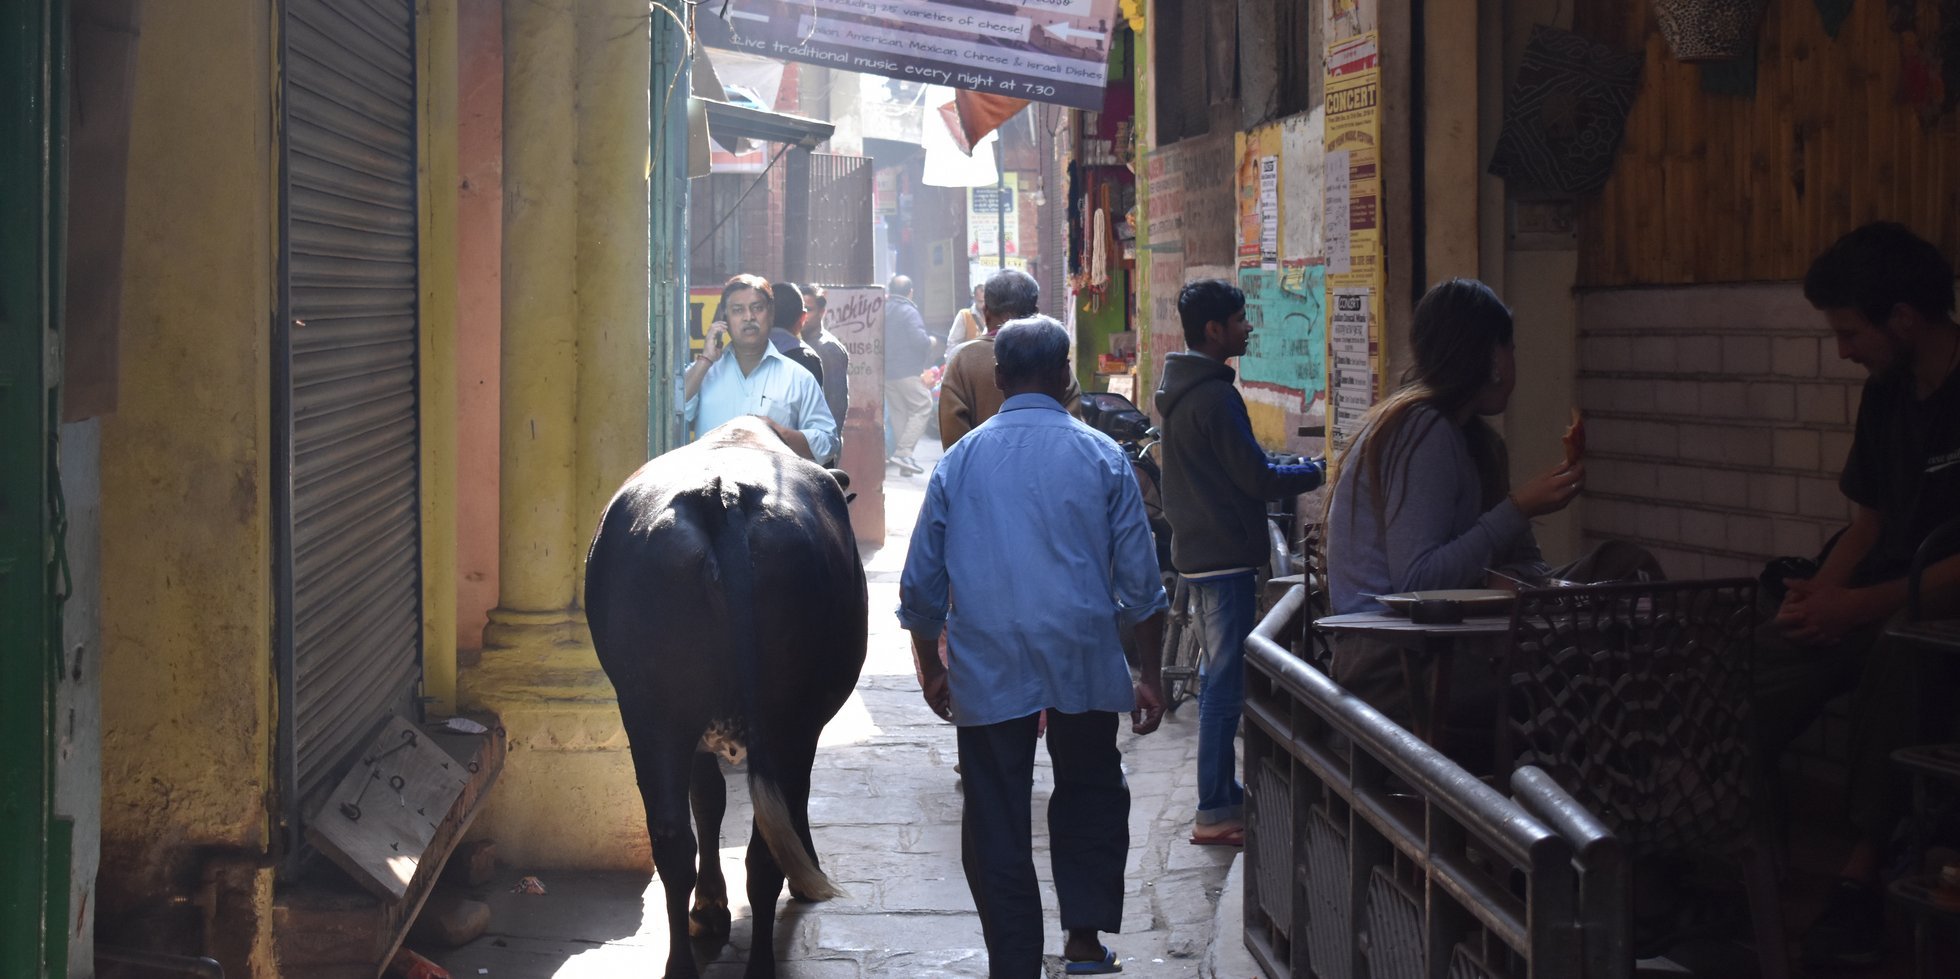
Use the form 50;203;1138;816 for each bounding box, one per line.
1155;279;1325;847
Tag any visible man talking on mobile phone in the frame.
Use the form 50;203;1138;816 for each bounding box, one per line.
683;273;839;464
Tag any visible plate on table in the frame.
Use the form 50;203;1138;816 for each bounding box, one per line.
1374;589;1515;617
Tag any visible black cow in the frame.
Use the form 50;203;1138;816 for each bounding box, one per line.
585;416;868;979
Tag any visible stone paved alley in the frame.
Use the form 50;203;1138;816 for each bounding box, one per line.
437;439;1252;978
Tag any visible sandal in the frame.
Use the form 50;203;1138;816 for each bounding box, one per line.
1188;825;1245;847
1063;946;1122;975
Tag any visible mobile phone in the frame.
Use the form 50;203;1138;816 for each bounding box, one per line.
708;322;729;357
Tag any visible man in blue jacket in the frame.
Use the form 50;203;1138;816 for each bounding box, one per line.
1156;279;1324;847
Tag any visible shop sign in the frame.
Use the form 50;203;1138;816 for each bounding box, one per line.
698;0;1122;111
967;178;1020;262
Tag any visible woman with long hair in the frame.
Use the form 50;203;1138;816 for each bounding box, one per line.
1323;278;1654;738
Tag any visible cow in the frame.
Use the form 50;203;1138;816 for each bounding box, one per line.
584;416;868;979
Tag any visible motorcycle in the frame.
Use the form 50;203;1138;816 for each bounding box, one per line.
1076;391;1172;572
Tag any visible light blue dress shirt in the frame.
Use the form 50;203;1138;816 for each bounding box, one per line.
897;394;1169;727
684;342;839;464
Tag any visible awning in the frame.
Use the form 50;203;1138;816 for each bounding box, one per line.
694;97;834;149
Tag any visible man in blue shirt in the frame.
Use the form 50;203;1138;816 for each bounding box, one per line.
898;316;1167;978
683;274;838;464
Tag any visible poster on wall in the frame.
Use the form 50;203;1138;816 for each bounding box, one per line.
1329;287;1374;444
967;177;1021;265
1324;31;1383;449
1234;127;1282;271
1280;109;1325;260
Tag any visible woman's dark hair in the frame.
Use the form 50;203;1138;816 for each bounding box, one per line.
1329;278;1517;529
1803;221;1955;325
1177;279;1246;348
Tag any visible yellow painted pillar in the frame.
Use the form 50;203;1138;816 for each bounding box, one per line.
489;0;579;627
419;0;461;715
573;0;651;561
463;0;655;870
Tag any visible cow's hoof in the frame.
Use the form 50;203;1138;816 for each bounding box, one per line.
687;905;731;942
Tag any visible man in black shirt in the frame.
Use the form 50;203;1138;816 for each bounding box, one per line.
1758;222;1960;969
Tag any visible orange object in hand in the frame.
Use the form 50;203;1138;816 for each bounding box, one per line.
1562;409;1586;467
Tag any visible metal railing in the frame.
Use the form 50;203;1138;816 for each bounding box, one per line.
1241;585;1631;978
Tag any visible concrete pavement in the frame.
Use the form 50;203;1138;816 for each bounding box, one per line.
436;439;1256;978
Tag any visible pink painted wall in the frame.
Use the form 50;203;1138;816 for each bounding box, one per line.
455;0;502;656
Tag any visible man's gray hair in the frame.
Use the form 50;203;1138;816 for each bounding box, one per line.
993;315;1070;384
982;268;1040;321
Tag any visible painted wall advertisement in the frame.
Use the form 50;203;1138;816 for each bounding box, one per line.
822;285;888;543
1238;264;1327;447
697;0;1122;110
1324;31;1383;448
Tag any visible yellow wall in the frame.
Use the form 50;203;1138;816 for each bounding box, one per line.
97;0;277;968
97;0;463;971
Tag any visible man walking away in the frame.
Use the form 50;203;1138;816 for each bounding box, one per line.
939;269;1083;449
885;274;934;475
899;316;1167;978
1156;279;1324;847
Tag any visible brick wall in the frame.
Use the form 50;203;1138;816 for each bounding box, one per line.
1575;284;1864;579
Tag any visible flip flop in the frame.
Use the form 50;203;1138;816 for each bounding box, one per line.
1188;826;1245;847
1063;946;1123;975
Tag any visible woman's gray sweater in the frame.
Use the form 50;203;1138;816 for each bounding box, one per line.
1326;404;1546;614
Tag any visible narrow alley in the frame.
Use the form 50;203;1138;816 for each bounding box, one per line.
437;440;1246;978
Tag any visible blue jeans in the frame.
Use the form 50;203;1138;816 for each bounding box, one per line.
1191;572;1255;825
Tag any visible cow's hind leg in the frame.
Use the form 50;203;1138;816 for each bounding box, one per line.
687;749;732;944
742;816;787;979
632;737;705;979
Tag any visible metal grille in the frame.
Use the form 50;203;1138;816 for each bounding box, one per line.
789;152;873;286
278;0;422;832
1448;944;1510;979
1249;758;1293;937
1364;867;1425;979
1304;806;1352;979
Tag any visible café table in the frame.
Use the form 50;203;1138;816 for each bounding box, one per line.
1311;609;1512;744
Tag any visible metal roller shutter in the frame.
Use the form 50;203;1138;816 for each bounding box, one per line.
275;0;421;851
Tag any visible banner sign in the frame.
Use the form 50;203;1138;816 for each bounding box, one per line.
698;0;1121;111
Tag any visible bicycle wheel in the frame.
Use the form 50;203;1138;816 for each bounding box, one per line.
1161;576;1206;712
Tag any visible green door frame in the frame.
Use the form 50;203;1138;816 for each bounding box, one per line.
647;0;689;458
1;0;68;975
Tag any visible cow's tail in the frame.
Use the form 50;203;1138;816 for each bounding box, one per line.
703;477;844;903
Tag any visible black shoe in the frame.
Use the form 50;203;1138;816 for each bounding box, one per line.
1800;878;1885;970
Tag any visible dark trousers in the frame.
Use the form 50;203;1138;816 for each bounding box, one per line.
1754;612;1960;843
957;710;1129;979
